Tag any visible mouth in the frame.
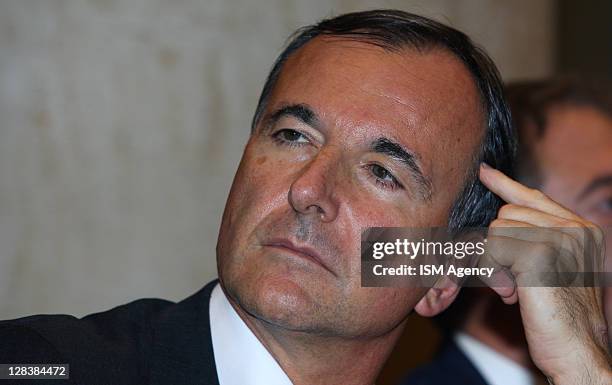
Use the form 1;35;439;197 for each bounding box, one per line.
262;238;336;276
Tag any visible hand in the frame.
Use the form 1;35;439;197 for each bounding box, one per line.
478;163;611;385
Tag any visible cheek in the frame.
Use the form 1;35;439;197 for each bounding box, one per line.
218;152;288;261
348;287;427;333
344;198;447;233
226;154;288;224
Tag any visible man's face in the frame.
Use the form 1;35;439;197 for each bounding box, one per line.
534;105;612;325
216;37;483;337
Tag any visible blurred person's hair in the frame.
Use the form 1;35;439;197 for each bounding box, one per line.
506;76;612;188
250;9;516;233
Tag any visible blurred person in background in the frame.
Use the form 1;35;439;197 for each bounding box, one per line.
401;77;612;385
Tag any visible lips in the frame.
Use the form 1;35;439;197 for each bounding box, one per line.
262;238;335;276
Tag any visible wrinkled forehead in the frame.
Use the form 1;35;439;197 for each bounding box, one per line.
264;36;486;186
288;38;476;105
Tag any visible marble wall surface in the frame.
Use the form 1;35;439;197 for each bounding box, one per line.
0;0;554;318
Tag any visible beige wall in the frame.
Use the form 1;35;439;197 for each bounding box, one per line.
0;0;555;319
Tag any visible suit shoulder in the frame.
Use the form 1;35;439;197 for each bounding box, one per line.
0;298;175;384
401;362;450;385
0;321;65;363
80;297;175;335
0;297;174;346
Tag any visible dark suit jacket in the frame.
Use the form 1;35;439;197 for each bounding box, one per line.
0;280;220;385
401;338;488;385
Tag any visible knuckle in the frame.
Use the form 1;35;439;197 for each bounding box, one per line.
562;233;581;252
561;219;581;228
497;204;514;218
529;188;547;201
594;227;605;244
534;242;556;258
585;222;604;242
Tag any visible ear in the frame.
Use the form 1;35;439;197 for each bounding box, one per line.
414;276;461;317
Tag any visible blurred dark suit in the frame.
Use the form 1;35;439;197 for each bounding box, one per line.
0;280;220;385
401;339;487;385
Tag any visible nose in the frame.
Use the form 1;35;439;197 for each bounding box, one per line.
288;150;341;223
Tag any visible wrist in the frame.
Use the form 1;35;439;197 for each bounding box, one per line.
548;357;611;385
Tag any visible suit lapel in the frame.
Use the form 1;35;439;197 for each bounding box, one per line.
438;339;489;385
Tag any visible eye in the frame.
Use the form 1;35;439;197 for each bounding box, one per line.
597;197;612;213
272;129;309;147
368;164;403;190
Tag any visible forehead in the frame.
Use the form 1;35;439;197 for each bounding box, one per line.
269;37;482;131
539;106;612;178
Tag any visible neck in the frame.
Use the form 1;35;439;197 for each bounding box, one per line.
230;301;405;385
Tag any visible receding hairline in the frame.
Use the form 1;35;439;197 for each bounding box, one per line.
256;34;488;134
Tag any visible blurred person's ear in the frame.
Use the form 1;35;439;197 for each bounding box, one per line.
414;277;461;317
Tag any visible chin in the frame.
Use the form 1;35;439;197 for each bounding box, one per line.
220;252;351;334
245;275;323;330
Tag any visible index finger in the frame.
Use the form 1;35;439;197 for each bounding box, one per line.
478;163;581;222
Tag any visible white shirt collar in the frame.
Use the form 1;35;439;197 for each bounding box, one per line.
209;282;293;385
454;332;534;385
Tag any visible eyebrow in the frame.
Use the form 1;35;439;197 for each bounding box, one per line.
265;103;321;129
371;137;432;199
577;174;612;201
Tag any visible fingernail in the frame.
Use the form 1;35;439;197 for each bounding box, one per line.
480;162;492;169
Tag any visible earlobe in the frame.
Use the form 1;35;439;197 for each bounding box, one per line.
414;277;461;317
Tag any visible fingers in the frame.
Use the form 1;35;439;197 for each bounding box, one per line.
498;203;578;227
478;163;581;222
496;204;590;251
479;219;588;297
475;245;517;303
475;164;606;307
484;232;581;287
489;218;584;272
